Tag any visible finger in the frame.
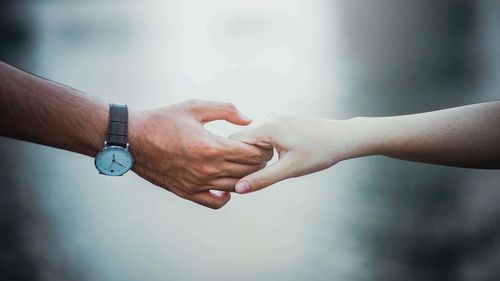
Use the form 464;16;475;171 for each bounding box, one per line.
219;137;274;164
234;156;294;194
229;126;273;148
205;178;240;192
189;190;231;209
190;100;252;126
201;162;267;191
214;162;266;178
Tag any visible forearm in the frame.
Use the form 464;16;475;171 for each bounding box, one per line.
0;61;273;208
230;102;500;192
0;61;108;157
346;102;500;168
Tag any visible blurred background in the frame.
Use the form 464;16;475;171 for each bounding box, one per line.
1;0;500;280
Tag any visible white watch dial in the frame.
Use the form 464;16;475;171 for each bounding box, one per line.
95;146;134;176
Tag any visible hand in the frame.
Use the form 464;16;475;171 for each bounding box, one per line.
128;99;273;209
230;113;358;194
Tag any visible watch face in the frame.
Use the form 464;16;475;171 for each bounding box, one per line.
95;146;134;176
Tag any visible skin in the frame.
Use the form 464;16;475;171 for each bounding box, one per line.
230;102;500;193
0;61;272;209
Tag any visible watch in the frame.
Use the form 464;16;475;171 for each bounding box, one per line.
94;104;134;176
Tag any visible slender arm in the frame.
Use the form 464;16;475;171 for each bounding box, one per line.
230;102;500;193
349;102;500;169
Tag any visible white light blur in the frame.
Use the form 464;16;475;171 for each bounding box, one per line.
28;1;356;280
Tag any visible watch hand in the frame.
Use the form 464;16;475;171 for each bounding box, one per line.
115;161;124;167
112;154;116;162
107;161;114;170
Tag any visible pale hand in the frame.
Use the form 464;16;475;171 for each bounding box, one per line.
230;113;357;194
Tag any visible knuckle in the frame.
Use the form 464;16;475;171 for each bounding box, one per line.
184;99;204;109
191;140;222;157
223;102;237;112
201;146;217;157
244;151;265;164
200;164;219;176
245;165;262;174
252;177;267;190
201;144;223;158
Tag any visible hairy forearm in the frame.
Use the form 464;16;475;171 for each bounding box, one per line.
0;61;273;208
0;61;108;157
345;102;500;168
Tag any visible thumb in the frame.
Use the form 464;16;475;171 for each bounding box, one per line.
234;156;293;194
194;100;252;126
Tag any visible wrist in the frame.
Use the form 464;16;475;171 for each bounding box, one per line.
76;100;109;157
127;109;147;166
334;117;388;160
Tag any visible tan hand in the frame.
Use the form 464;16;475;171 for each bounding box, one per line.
129;99;273;209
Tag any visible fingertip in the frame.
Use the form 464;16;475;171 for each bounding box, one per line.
209;194;231;209
235;180;251;194
209;190;227;198
223;103;251;125
238;113;252;123
229;112;252;126
192;190;231;209
224;113;252;126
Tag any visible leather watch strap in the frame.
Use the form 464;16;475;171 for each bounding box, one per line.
106;104;128;147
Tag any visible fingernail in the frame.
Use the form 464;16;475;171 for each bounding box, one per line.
209;190;226;197
238;113;252;122
235;181;251;194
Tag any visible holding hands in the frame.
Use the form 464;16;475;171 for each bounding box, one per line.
2;61;500;210
128;100;273;209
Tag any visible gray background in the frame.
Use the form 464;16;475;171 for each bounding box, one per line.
1;1;500;280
